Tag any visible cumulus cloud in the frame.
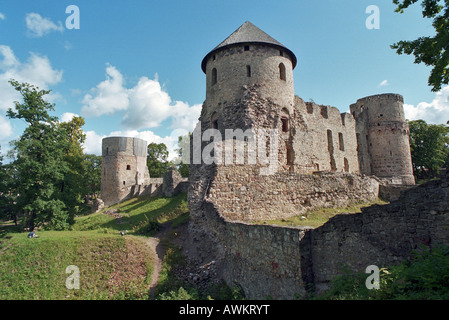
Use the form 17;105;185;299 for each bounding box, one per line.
404;85;449;124
81;64;201;133
60;112;79;123
81;64;129;116
0;45;63;144
25;13;64;37
82;130;106;155
0;114;13;141
0;45;63;112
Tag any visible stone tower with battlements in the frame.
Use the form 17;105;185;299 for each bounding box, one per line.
101;137;150;206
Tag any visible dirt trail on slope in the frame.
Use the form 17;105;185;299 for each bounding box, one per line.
143;223;172;300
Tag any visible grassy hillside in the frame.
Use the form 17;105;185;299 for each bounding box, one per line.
0;193;189;300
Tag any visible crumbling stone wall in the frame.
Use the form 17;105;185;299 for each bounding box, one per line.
188;170;449;299
208;164;379;222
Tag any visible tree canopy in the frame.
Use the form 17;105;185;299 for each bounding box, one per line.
408;119;449;179
147;142;172;178
391;0;449;91
1;80;102;230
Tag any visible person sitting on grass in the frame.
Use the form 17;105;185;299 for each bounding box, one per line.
27;229;39;238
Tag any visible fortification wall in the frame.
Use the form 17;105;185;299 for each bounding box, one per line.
188;169;449;299
292;96;359;174
208;164;379;222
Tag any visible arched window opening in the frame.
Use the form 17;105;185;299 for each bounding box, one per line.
212;68;217;85
279;63;286;81
246;65;251;77
281;117;289;132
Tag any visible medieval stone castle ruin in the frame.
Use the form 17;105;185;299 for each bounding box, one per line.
101;22;449;299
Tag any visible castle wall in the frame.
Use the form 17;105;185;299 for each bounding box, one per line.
293;97;359;174
208;164;379;222
188;166;449;299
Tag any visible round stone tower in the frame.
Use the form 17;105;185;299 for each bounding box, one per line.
350;94;415;185
101;137;150;206
201;21;297;115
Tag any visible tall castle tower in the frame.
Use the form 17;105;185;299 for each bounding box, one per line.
101;137;150;206
201;21;297;130
350;94;415;185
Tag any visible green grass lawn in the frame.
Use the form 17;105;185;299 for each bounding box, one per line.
0;193;189;300
254;198;389;228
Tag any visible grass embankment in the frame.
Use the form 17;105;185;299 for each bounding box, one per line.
0;193;189;300
255;198;389;228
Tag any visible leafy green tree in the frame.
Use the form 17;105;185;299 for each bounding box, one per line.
175;133;191;178
6;80;72;230
147;142;172;178
82;154;102;199
58;116;87;215
408;119;449;179
0;147;17;224
391;0;449;91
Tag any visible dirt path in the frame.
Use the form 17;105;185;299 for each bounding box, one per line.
144;223;172;300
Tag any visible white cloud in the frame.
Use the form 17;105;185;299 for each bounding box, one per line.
0;114;13;142
0;13;5;20
81;64;129;116
0;45;63;112
378;80;388;87
404;85;449;124
61;112;79;123
82;64;201;133
83;130;106;155
25;13;64;37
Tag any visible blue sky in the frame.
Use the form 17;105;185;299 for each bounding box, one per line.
0;0;447;159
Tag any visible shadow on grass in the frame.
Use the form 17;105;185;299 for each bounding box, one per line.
99;193;188;233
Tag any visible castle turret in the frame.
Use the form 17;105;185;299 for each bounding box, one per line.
201;21;297;125
101;137;150;206
350;94;415;185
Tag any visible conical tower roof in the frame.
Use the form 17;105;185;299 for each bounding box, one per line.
201;21;297;73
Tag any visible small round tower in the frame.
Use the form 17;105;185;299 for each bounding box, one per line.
201;21;297;115
350;94;415;185
101;137;150;206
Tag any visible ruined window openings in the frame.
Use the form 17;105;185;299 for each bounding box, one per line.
126;165;131;170
281;117;289;132
279;63;286;81
211;112;219;130
246;65;251;77
338;133;345;151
